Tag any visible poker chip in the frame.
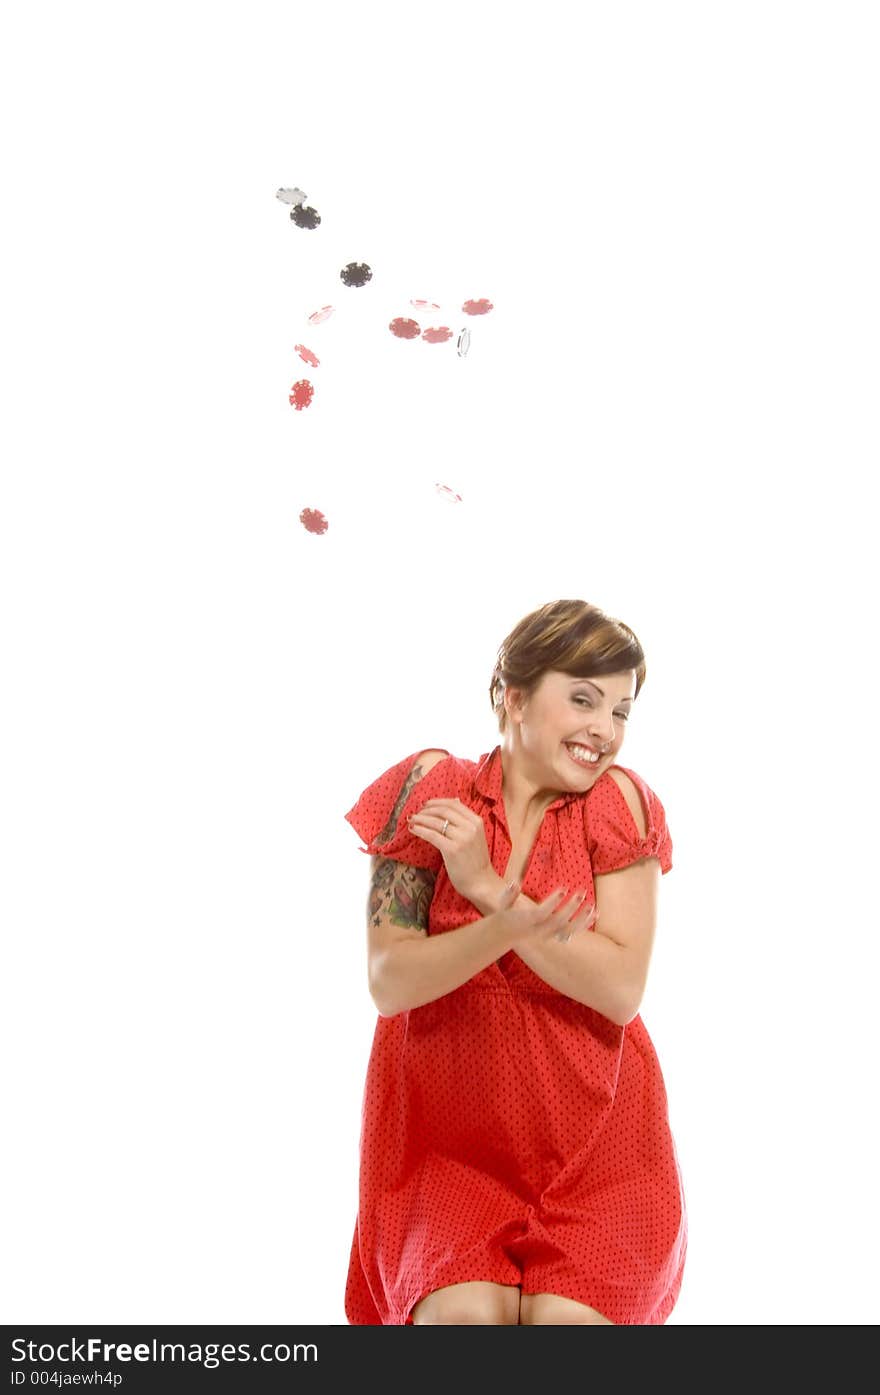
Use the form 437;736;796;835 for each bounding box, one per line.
389;317;421;339
435;484;463;503
300;508;328;535
456;327;471;357
294;344;320;368
308;306;335;325
291;205;321;229
422;326;453;344
411;299;441;310
276;187;308;206
340;261;372;288
462;298;493;315
289;379;314;410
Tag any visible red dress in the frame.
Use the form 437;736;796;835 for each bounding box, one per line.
343;746;687;1325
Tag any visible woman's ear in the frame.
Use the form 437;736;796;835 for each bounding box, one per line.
504;686;527;725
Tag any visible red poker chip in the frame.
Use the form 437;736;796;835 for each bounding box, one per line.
422;326;453;344
299;507;328;535
435;483;463;503
308;305;335;325
462;298;494;316
289;379;314;410
411;298;441;310
389;317;421;339
294;344;320;368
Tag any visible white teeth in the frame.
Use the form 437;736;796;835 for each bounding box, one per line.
567;743;600;764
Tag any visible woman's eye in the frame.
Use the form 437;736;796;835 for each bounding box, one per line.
573;696;628;721
574;694;630;725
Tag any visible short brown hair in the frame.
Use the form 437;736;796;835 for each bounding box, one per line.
489;599;647;734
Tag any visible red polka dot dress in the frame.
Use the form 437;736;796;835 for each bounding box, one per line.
343;747;687;1326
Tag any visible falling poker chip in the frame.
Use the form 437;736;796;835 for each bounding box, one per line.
276;187;308;206
389;317;421;340
294;344;320;368
308;305;335;325
340;261;372;288
462;298;494;316
291;204;321;229
456;327;471;357
289;379;314;411
422;326;453;344
435;484;463;503
300;507;328;535
411;298;441;310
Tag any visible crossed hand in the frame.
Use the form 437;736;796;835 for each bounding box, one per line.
407;797;597;944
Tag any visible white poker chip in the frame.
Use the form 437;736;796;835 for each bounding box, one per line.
435;483;463;503
276;187;308;206
456;327;471;358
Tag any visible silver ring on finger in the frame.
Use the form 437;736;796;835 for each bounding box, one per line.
441;818;449;836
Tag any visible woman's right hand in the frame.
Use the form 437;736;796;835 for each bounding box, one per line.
495;881;597;945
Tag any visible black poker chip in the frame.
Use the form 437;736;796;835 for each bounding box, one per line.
291;204;321;230
340;261;372;288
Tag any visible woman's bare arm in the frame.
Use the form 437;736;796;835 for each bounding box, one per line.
417;771;661;1025
511;858;660;1024
366;855;516;1016
363;747;518;1015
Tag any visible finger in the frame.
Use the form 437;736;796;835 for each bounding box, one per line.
550;889;588;923
407;825;439;847
407;808;452;824
538;887;569;910
415;809;474;825
564;891;592;916
554;903;595;940
569;902;599;933
417;799;476;822
408;812;455;835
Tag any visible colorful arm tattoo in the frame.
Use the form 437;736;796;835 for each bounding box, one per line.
369;859;436;932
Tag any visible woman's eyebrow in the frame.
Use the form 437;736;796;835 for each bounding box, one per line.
571;679;634;704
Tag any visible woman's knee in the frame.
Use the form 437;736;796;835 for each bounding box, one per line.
411;1280;520;1325
519;1291;614;1324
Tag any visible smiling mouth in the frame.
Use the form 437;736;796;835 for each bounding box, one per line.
564;741;603;767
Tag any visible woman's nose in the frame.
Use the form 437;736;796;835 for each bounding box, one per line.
589;716;615;745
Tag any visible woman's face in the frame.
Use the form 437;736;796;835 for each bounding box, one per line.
505;668;637;789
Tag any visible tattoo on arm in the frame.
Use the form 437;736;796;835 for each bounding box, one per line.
369;859;436;932
374;760;428;845
368;757;439;931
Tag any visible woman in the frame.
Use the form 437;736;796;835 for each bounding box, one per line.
343;599;687;1325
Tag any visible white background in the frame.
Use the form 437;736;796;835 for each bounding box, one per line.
2;1;878;1325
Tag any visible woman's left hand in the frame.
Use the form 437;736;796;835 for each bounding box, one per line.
407;798;500;909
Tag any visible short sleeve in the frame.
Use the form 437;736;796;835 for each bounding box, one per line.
585;766;673;875
344;749;461;873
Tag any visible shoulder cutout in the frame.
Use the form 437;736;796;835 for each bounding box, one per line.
606;767;648;839
370;749;449;848
412;748;450;776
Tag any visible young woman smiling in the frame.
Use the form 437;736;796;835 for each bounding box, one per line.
343;598;686;1326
